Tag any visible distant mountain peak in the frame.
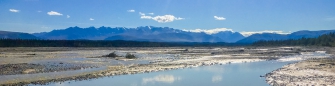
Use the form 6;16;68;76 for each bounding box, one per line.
240;30;291;37
237;30;335;43
0;31;39;39
147;26;152;29
183;28;234;35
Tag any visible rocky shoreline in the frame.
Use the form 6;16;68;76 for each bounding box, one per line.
266;57;335;86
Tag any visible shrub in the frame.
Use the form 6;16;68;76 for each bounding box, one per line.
184;48;188;52
103;52;118;58
125;53;136;59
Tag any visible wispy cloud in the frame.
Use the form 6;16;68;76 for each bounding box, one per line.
325;17;335;21
139;12;184;23
89;18;94;21
127;9;135;12
184;28;234;34
175;17;184;20
37;11;42;13
47;11;63;16
148;13;154;15
214;16;226;20
240;30;291;37
67;15;70;18
139;12;145;16
9;9;19;13
139;12;155;15
140;15;152;19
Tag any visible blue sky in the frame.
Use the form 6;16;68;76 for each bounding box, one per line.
1;0;335;35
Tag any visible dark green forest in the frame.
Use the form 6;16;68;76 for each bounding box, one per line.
253;33;335;47
0;39;244;47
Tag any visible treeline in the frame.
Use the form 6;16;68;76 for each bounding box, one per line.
0;39;247;47
253;33;335;47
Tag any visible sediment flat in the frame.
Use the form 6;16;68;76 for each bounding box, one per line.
266;58;335;86
0;47;328;86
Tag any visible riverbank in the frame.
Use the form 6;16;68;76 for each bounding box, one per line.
0;47;317;85
266;57;335;86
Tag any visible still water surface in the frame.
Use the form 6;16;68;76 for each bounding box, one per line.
33;61;293;86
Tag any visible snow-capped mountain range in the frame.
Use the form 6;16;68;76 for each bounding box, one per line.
1;26;334;43
32;26;245;42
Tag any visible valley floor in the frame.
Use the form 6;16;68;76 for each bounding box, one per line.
0;47;333;86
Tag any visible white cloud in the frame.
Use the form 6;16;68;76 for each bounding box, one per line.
139;12;145;16
152;15;184;23
214;16;226;20
139;12;154;15
140;15;152;19
89;18;94;21
141;15;184;23
184;28;234;34
9;9;19;12
47;11;63;16
127;9;135;12
139;12;184;23
148;13;154;15
67;15;70;18
175;17;184;20
37;11;42;13
240;30;291;37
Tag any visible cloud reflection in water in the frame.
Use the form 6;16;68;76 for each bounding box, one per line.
142;75;181;84
212;75;223;82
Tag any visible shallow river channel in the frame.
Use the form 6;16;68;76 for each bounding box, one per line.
31;60;294;86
